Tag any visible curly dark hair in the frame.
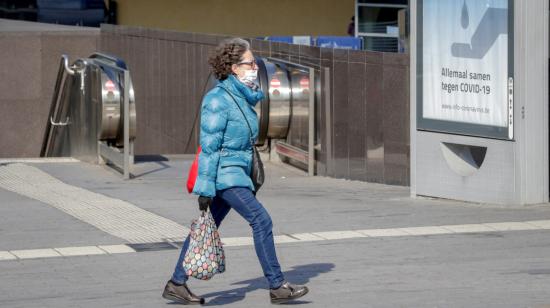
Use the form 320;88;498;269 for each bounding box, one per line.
208;38;250;80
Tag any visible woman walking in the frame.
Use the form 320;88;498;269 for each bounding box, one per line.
162;38;309;305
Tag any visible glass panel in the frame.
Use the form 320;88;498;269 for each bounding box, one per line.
363;36;398;52
358;6;402;34
358;0;408;5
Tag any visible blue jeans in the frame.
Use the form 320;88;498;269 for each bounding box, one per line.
171;187;285;289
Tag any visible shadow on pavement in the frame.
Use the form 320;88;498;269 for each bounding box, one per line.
200;263;335;306
131;161;171;178
135;155;170;162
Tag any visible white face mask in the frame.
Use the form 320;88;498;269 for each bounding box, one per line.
238;69;258;87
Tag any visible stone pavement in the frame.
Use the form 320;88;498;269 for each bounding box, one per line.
1;158;550;307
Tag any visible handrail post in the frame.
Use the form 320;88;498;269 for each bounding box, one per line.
308;67;315;177
323;67;332;176
123;70;130;180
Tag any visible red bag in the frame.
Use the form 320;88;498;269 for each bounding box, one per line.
186;146;201;193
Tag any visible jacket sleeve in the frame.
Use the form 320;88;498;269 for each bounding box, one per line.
192;94;229;197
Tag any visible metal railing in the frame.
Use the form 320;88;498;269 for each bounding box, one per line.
40;55;76;157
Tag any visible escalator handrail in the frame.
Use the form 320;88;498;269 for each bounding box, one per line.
89;52;128;70
63;55;76;76
40;55;74;157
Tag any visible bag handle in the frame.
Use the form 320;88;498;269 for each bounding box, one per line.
218;86;255;144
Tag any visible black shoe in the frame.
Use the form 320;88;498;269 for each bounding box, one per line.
162;280;205;305
270;282;309;304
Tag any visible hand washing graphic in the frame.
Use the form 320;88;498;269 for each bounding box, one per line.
461;0;470;28
451;0;508;59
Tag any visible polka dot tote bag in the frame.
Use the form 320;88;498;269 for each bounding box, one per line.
183;209;226;280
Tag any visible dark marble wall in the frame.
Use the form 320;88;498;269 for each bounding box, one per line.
0;30;99;158
102;25;411;185
315;47;410;185
100;25;223;155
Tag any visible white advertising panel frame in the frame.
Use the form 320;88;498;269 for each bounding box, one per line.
417;0;514;140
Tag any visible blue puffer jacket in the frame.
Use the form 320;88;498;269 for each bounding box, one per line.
192;74;264;197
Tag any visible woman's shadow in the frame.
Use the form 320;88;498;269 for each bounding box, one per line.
199;263;334;306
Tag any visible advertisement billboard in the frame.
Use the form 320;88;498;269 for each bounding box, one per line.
417;0;514;139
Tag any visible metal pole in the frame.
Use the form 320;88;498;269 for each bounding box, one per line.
123;70;130;180
323;67;332;176
308;68;315;176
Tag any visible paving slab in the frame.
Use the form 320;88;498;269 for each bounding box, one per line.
54;246;106;257
0;251;16;261
10;248;61;259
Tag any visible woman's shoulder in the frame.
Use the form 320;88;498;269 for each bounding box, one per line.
202;86;231;112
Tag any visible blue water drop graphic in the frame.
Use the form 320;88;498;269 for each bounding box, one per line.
461;0;470;29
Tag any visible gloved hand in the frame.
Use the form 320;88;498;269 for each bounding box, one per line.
198;196;212;211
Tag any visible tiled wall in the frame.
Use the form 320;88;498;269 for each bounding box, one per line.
100;25;410;185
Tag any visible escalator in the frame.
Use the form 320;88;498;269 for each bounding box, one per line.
41;53;136;178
